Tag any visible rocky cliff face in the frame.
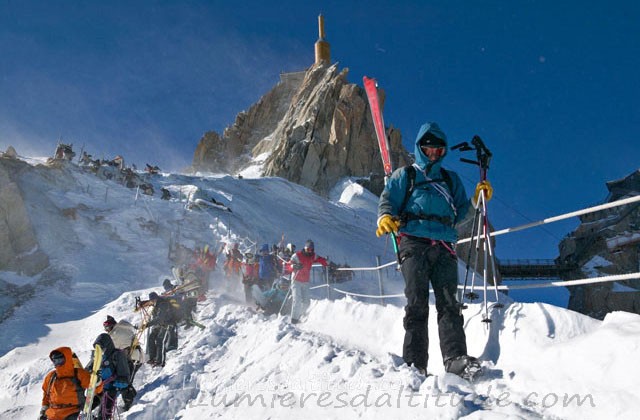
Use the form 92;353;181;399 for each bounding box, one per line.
192;71;305;174
0;156;49;275
560;170;640;319
191;63;410;196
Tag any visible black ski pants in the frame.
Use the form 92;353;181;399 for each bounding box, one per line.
399;235;467;370
147;325;170;365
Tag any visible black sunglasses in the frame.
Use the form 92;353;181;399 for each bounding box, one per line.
50;352;65;367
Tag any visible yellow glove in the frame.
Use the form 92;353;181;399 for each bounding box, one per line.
376;214;400;237
473;180;493;206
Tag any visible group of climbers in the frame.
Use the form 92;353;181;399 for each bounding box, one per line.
238;239;329;323
39;238;336;419
39;243;210;419
40;316;140;420
39;120;494;410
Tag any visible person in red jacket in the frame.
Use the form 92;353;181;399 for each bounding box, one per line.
40;347;95;420
288;239;327;324
190;245;216;295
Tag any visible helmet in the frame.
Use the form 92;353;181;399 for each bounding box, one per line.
260;244;269;254
149;292;159;300
103;315;117;331
304;239;314;252
286;243;295;253
245;252;255;263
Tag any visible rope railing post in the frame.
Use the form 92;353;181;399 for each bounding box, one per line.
326;266;331;300
376;256;386;306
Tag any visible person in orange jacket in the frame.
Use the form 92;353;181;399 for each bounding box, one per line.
40;346;98;420
287;239;328;324
223;243;243;279
190;245;217;294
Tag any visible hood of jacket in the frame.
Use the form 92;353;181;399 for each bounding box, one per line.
414;121;448;177
50;346;75;377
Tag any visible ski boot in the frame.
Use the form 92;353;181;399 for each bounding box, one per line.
445;355;482;381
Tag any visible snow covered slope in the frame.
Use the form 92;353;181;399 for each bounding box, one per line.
1;280;638;419
1;160;639;419
0;161;402;355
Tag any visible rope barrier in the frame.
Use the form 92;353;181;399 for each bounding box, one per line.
313;194;640;301
334;260;396;271
330;286;404;299
505;272;640;290
313;271;640;301
308;265;640;300
230;194;640;303
457;194;640;244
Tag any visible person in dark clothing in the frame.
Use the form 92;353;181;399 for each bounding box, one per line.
103;315;142;411
162;278;175;292
376;121;493;379
88;333;132;418
258;243;277;290
103;315;117;332
163;278;198;330
145;292;179;367
160;187;171;200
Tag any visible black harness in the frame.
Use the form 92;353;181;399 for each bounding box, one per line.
45;368;85;409
399;165;456;227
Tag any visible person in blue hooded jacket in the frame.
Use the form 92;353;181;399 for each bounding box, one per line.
376;121;492;379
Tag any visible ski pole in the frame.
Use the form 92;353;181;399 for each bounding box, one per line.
480;192;491;323
284;269;301;318
460;197;481;309
480;192;503;307
465;203;484;303
278;285;292;315
479;188;504;314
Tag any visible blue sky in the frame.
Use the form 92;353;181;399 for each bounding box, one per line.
1;1;638;260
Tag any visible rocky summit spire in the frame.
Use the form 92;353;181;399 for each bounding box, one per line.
314;14;330;64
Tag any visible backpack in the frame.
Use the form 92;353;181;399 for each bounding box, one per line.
259;254;277;280
45;368;85;409
109;321;136;350
399;165;457;226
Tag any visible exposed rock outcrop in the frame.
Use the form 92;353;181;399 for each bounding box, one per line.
192;71;306;174
0;157;49;275
191;63;410;196
560;170;640;319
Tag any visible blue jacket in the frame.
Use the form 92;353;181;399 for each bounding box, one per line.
377;122;470;243
259;254;277;281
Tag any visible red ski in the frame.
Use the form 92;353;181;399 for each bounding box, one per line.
363;76;393;177
364;76;402;264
